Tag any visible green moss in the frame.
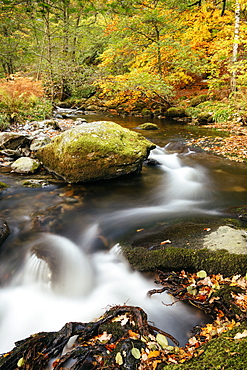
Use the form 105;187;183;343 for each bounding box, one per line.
0;181;8;189
122;246;247;276
161;321;247;370
197;112;213;124
137;123;159;130
165;107;188;118
212;285;244;317
37;121;155;183
22;180;47;188
190;95;209;107
141;108;152;116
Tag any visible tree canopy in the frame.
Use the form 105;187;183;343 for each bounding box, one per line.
0;0;247;108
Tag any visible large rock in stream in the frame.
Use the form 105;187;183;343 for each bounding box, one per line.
36;121;155;183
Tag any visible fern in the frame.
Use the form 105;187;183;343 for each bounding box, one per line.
0;75;51;123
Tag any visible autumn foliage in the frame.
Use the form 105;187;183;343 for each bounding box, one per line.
0;75;52;125
0;75;44;107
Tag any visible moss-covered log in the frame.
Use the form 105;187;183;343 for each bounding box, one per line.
122;246;247;276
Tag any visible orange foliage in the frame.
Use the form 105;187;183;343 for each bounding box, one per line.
0;75;44;103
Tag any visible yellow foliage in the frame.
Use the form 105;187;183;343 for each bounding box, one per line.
181;5;234;56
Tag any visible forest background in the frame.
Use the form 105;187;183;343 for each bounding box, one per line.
0;0;247;137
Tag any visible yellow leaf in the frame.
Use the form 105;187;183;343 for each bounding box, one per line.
115;352;123;365
17;357;25;367
148;350;160;358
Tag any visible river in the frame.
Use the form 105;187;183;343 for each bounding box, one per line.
0;113;247;353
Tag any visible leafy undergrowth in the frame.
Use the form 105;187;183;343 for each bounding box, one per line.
187;121;247;162
163;321;247;370
0;271;246;370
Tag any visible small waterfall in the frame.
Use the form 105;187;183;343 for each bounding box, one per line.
17;233;94;297
0;239;208;353
149;146;210;204
22;253;52;287
96;146;214;240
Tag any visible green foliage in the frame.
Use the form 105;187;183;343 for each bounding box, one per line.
185;106;202;119
198;101;234;123
213;108;232;123
0;113;10;131
187;100;234;123
97;69;174;109
27;98;53;121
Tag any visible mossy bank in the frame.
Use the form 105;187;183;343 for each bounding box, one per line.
162;321;247;370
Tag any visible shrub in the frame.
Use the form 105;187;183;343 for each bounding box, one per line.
212;108;232;123
0;75;52;123
190;94;209;107
0;114;10;131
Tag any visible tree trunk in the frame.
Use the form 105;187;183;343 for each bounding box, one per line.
154;23;163;78
44;10;55;100
231;0;241;95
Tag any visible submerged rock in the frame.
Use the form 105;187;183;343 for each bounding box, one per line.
165;141;190;154
36;121;155;183
22;179;49;188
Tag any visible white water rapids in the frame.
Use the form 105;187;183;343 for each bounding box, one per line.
0;146;215;353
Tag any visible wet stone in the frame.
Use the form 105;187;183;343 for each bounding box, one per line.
0;219;10;246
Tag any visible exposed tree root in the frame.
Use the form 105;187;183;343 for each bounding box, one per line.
0;305;178;370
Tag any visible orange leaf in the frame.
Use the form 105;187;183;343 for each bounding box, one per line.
148;350;160;358
105;344;116;351
128;330;139;339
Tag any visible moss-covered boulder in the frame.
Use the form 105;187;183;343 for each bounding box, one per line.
122;246;247;276
11;157;41;174
121;218;247;276
165;107;188;118
137;123;159;130
190;94;209;107
197;112;213;125
36;121;156;183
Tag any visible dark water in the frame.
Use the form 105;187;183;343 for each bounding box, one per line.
0;114;246;353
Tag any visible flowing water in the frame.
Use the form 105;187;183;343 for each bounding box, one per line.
0;114;247;354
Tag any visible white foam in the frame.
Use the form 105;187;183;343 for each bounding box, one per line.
0;243;204;353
